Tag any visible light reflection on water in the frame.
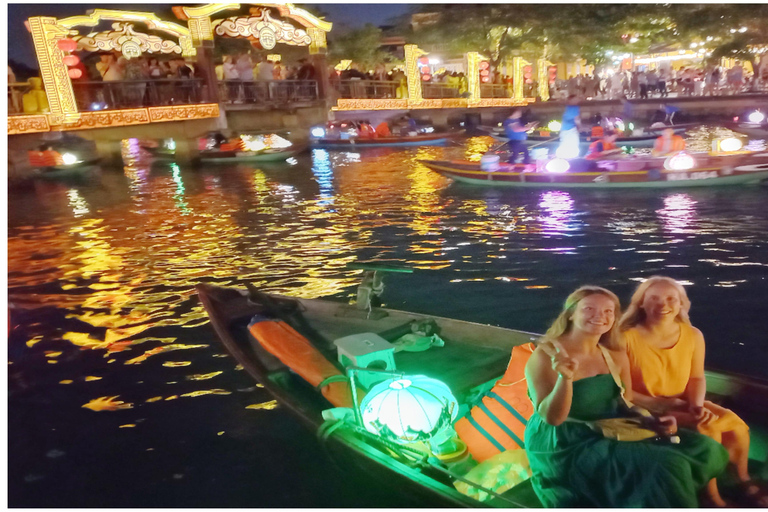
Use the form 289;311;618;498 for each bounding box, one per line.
7;127;768;506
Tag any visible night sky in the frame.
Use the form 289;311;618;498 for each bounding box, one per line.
6;3;413;69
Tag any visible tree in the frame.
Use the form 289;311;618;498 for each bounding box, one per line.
328;23;393;70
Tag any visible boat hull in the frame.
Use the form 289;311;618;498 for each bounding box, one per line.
198;146;306;163
421;154;768;188
311;132;458;148
489;127;687;148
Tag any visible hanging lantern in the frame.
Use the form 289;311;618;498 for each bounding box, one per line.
57;38;78;52
67;68;83;80
360;375;458;444
62;54;80;67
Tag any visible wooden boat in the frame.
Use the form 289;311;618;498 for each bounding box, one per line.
311;131;461;148
489;126;688;148
197;145;307;163
28;135;101;178
33;160;101;180
728;123;768;139
420;152;768;188
197;278;768;507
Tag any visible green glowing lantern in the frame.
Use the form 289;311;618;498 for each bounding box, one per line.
360;375;458;445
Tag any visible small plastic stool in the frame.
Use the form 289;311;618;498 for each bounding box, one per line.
334;332;396;389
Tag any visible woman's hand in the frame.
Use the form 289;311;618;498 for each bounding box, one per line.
650;396;687;414
539;339;579;380
655;415;678;436
689;404;719;427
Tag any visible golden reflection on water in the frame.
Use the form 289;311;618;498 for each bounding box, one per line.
8;129;768;407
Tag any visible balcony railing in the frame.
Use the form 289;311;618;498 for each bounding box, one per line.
70;79;208;111
218;79;319;105
422;83;461;99
334;79;400;99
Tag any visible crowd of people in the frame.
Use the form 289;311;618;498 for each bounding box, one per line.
553;61;765;101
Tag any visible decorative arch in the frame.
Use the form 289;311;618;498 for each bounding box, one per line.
25;9;196;126
174;3;331;52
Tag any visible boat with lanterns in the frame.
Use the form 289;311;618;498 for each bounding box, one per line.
487;122;688;148
27;134;101;178
728;110;768;139
420;144;768;188
196;132;306;163
310;119;461;148
196;269;768;508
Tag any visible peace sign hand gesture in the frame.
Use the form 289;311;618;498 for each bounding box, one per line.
539;338;579;380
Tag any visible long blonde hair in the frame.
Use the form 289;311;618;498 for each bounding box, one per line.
543;286;623;350
618;276;691;331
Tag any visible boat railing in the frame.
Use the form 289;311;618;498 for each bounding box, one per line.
218;79;319;105
335;79;400;99
8;82;30;115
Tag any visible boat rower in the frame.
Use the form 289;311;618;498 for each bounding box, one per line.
652;128;686;157
585;130;623;160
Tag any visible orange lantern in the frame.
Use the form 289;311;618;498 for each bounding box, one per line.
62;54;80;67
57;38;78;52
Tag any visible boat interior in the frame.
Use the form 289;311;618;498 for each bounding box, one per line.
198;279;768;508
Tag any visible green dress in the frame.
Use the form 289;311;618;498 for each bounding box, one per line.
525;374;728;508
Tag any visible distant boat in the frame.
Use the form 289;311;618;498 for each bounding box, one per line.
197;145;307;163
311;131;461;148
196;132;306;163
420;152;768;188
28;135;101;179
488;126;688;148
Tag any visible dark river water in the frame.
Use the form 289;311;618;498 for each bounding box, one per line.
8;128;768;507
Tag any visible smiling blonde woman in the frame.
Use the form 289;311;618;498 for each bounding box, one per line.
620;276;766;507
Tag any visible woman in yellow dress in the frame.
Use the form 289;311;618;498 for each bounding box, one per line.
619;276;766;507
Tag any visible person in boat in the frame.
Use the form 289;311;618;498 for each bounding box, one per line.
619;276;768;507
585;130;624;160
358;120;376;139
652;128;686;157
524;285;728;508
502;108;536;164
375;121;391;138
558;95;583;156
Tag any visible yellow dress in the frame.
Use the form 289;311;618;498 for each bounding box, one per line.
624;323;748;443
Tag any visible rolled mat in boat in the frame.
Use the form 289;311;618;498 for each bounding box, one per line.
248;317;358;408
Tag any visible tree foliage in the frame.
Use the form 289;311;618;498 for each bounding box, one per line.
394;4;768;70
328;23;394;70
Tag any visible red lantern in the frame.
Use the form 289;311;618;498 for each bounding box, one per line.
418;57;429;65
420;66;430;74
57;38;78;52
68;68;83;79
421;74;432;81
62;54;80;67
479;61;490;70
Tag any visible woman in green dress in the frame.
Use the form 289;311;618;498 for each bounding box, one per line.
524;286;728;507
